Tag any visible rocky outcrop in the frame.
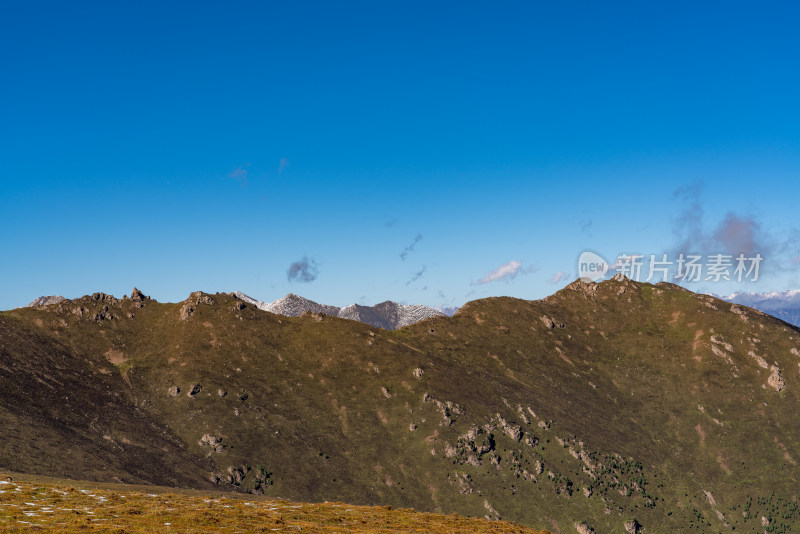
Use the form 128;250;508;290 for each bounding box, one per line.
769;366;785;391
179;292;215;320
130;288;149;302
199;434;224;454
26;296;65;308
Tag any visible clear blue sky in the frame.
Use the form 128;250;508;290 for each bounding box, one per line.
2;1;799;309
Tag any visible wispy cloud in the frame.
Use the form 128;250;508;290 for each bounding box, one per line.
475;260;536;285
229;164;250;186
672;182;769;256
400;234;423;261
406;265;426;286
384;218;398;228
278;158;290;174
579;217;593;236
549;271;570;284
287;256;319;283
712;213;761;256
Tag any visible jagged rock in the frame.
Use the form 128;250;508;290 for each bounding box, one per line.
566;279;598;297
180;303;195;320
769;366;785;391
413;367;424;379
179;292;215;320
199;434;224;453
226;465;248;485
624;519;642;533
218;389;227;398
300;310;325;322
168;386;180;397
234;302;246;311
187;384;202;397
483;499;500;520
190;292;214;306
575;522;595;534
130;288;148;302
493;413;522;441
540;315;565;329
749;350;769;369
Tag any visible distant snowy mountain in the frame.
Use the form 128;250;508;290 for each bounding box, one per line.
232;292;444;330
437;306;460;317
718;290;800;327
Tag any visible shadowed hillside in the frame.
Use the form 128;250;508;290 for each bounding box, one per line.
3;277;800;532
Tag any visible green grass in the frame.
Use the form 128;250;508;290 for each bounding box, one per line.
3;278;800;531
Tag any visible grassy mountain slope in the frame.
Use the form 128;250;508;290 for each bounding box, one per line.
3;277;800;532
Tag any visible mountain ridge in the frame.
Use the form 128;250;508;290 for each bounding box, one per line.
717;288;800;327
7;277;800;531
231;291;444;329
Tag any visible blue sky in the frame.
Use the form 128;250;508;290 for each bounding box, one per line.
1;1;799;309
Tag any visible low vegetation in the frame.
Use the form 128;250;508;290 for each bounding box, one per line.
3;277;800;531
0;475;545;533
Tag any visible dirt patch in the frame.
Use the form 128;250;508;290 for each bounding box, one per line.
555;347;573;365
774;438;796;464
695;423;706;443
104;349;127;365
716;453;732;474
692;330;704;360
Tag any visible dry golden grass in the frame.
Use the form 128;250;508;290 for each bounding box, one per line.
0;475;548;533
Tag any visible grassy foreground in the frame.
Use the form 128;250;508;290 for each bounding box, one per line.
0;474;547;533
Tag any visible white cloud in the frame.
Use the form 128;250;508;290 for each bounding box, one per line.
477;260;523;285
549;271;570;284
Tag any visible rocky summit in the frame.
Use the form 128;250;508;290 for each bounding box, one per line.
3;277;800;532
